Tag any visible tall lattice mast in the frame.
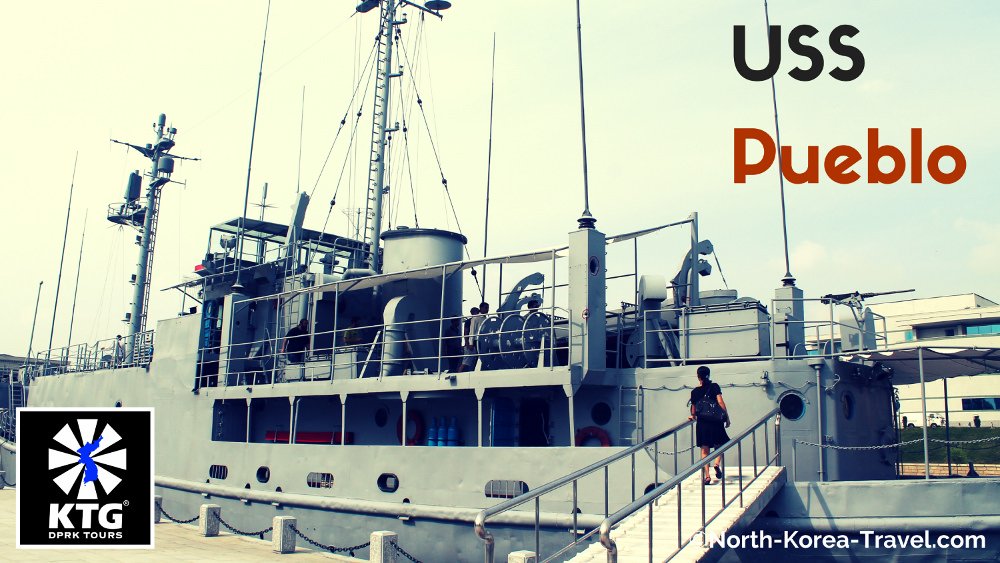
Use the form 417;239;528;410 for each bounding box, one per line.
357;0;449;272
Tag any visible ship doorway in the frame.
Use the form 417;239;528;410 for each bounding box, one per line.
519;398;550;447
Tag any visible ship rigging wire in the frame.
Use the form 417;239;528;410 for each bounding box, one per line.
309;20;384;200
396;38;464;246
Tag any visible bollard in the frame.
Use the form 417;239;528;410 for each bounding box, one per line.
509;551;538;563
272;516;297;554
154;495;162;523
370;530;399;563
199;504;221;537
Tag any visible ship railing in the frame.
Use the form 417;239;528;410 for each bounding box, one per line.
25;330;156;378
0;408;14;442
474;418;697;563
595;409;781;563
197;307;572;388
638;297;893;366
640;306;771;367
774;297;890;355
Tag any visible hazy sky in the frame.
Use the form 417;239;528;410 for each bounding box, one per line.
2;1;998;356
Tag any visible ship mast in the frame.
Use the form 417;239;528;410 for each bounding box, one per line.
358;0;448;272
109;114;198;353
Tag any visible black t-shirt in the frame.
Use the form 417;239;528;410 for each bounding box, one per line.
284;326;309;352
690;382;722;406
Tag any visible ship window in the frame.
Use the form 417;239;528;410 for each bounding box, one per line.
209;465;228;480
377;473;399;493
256;466;271;484
779;393;805;421
592;402;612;426
484;480;529;499
307;472;334;488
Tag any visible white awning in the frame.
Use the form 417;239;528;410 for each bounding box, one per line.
839;346;1000;384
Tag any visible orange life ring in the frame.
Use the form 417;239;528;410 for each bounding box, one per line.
575;426;612;447
396;410;426;446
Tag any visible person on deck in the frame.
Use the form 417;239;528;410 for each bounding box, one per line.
688;366;731;485
458;304;488;372
443;318;463;372
282;319;310;364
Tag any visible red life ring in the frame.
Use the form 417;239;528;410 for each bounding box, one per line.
396;411;426;446
575;426;612;447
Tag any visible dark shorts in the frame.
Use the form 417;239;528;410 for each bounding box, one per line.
287;351;305;364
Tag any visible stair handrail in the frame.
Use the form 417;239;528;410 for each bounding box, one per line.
475;417;695;562
598;407;781;562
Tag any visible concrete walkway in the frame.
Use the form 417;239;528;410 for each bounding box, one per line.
0;488;357;562
569;466;785;563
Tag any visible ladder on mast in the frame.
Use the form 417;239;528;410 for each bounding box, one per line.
362;6;390;268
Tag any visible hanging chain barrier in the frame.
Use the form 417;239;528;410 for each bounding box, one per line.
393;542;423;563
651;444;699;456
215;513;273;540
291;524;371;557
154;501;199;525
153;501;376;554
796;434;1000;451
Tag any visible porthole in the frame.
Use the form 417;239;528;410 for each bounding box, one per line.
779;393;806;421
841;391;855;420
209;464;228;480
377;473;399;493
256;466;271;484
375;407;389;428
588;256;600;276
114;401;123;408
591;402;612;426
307;472;334;488
484;480;529;499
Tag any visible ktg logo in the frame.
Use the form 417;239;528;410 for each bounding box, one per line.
16;408;154;549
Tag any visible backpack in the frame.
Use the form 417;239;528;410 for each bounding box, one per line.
694;387;726;422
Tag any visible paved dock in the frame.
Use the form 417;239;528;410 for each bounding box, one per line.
0;488;357;562
569;466;786;563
